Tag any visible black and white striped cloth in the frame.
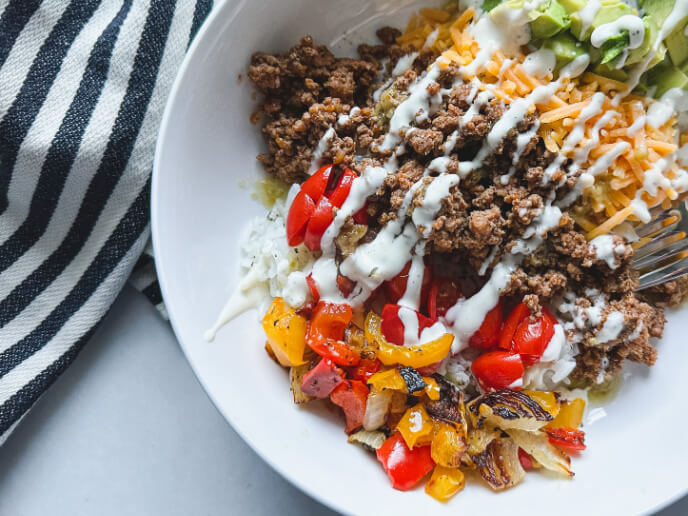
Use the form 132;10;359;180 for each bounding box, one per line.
0;0;212;445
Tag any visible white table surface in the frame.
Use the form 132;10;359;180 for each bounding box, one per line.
0;286;685;516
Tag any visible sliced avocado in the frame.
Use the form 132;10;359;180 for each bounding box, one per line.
529;0;571;39
558;0;586;15
639;0;679;26
666;21;688;67
542;31;587;68
625;16;660;66
570;0;635;40
640;0;688;68
599;31;630;64
645;57;688;97
593;61;629;81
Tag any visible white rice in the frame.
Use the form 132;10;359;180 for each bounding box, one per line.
239;189;317;316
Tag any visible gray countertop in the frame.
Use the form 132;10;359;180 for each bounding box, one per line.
0;287;684;516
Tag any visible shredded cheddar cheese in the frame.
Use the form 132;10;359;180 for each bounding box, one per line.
398;6;687;240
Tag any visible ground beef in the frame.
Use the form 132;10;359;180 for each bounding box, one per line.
248;32;686;388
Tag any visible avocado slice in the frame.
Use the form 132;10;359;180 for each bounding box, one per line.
645;57;688;96
558;0;586;15
542;31;588;68
570;0;636;41
640;0;688;68
593;61;629;81
530;0;571;39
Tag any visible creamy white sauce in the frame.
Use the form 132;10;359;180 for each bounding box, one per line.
597;311;625;343
308;127;335;175
589;234;626;269
412;174;459;236
590;15;645;51
647;88;688;128
424;28;439;50
577;0;601;38
522;49;555;78
392;52;419;76
625;111;645;136
540;324;566;363
337;106;360;126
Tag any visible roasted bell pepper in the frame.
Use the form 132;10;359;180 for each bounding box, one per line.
430;421;467;468
427;276;461;320
546;427;586;452
425;466;465;502
367;368;407;392
301;358;344;398
348;358;381;382
307;301;360;366
547;398;585;429
376;432;435;491
366;312;453;369
287;165;360;251
383;262;433;305
471;351;524;391
397;405;434;449
518;448;535;470
468;299;502;350
262;297;308;367
330;379;369;433
499;302;557;365
381;304;436;346
422;377;441;401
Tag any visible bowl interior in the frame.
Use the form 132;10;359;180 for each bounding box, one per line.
152;1;688;514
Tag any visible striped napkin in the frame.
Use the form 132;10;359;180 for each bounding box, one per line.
0;0;212;445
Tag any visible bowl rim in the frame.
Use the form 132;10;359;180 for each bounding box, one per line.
150;2;349;515
150;2;688;515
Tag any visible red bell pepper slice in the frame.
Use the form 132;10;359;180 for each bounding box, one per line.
468;299;503;350
546;427;586;453
306;273;320;302
301;359;344;398
301;164;333;200
383;262;433;306
336;274;355;298
380;304;436;346
330;379;369;433
348;358;381;382
512;309;555;366
426;276;461;320
304;196;334;251
327;168;356;208
307;301;360;366
498;302;530;350
353;204;369;225
471;351;524;391
376;432;435;491
286;190;316;246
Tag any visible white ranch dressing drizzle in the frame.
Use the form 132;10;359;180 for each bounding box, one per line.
308;127;336;175
501;120;540;184
577;0;601;38
590;15;645;69
589;234;626;269
392;52;419;76
596;311;625;344
522;49;555;78
337;106;360;126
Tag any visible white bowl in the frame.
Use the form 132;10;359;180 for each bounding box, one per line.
151;1;688;514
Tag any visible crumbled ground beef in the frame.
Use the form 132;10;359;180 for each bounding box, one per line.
248;31;686;387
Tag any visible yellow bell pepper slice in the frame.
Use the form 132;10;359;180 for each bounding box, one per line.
523;390;561;419
430;421;467;468
262;297;307;367
547;398;586;429
425;466;465;502
397;405;434;449
365;312;453;368
421;377;441;401
367;368;407;392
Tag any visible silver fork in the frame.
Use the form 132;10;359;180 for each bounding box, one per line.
632;200;688;291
